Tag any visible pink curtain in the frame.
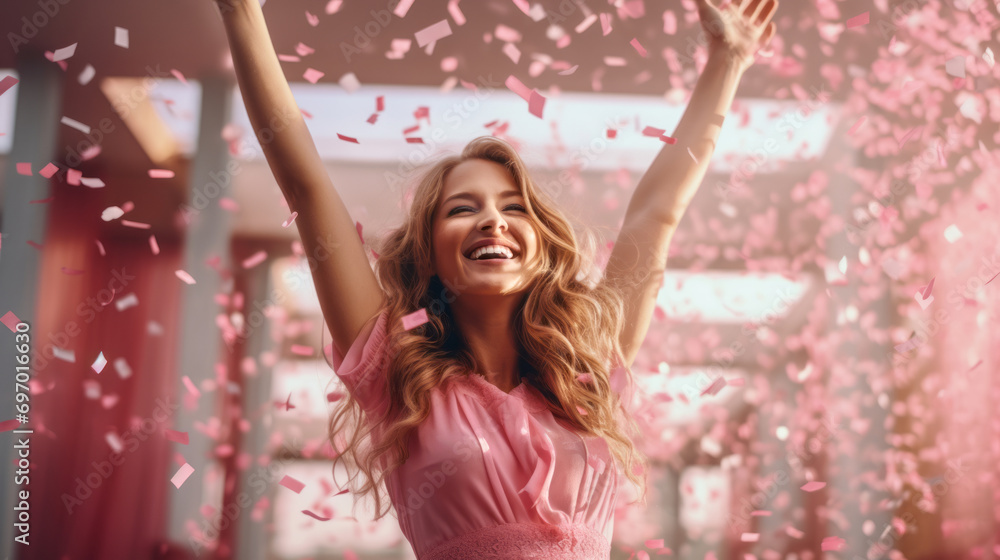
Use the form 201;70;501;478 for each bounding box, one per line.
22;183;183;560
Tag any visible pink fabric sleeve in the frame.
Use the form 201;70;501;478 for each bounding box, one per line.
327;310;391;418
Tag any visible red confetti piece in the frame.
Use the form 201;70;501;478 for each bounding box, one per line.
1;311;23;332
337;133;359;143
280;475;306;494
528;90;546;119
0;76;18;97
16;162;31;176
302;509;331;521
0;419;22;432
29;197;54;204
642;126;665;137
405;137;424;143
376;95;385;111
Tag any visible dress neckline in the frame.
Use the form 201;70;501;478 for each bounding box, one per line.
470;372;526;396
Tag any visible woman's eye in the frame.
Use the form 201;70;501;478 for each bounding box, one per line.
449;204;526;216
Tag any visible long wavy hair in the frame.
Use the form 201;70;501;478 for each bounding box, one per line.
326;136;648;521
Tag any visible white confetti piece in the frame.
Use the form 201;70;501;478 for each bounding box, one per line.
91;351;108;374
79;64;96;85
115;293;139;311
114;27;129;48
914;290;934;309
102;206;124;221
175;270;196;285
945;56;965;78
282;212;298;228
81;177;106;188
61;116;91;134
114;357;132;379
339;72;361;93
393;0;415;17
984;47;995;68
838;256;848;274
52;43;78;62
105;432;124;454
53;346;76;363
943;224;963;243
242;250;267;269
171;463;195;489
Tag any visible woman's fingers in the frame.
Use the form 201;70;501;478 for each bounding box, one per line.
756;0;779;28
760;21;776;47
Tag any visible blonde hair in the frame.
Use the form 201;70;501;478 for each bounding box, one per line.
327;136;648;521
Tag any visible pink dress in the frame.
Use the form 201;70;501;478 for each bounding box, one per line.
329;310;629;559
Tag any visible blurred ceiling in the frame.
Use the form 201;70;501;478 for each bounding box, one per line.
0;0;878;243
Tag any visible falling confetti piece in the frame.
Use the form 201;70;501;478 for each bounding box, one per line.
943;224;963;243
52;43;78;62
401;308;429;330
945;56;966;78
182;375;201;397
846;12;869;28
114;27;129;48
0;419;21;432
528;90;546;119
822;537;846;551
1;311;22;332
630;37;648;57
415;19;452;48
148;169;174;179
39;163;59;178
801;481;827;492
91;351;108;374
282;212;298;228
175;270;196;285
79;65;96;85
339;72;361;93
303;68;325;84
280;475;306;494
121;220;150;229
302;510;331;521
61;116;91;134
242;250;267;269
337;133;359;143
741;533;760;542
165;429;189;444
171;463;195;489
150;235;160;255
0;76;18;97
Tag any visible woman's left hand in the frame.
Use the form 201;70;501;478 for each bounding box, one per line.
695;0;779;71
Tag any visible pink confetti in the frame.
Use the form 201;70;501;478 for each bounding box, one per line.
290;344;315;357
182;375;201;397
1;311;22;332
741;533;760;542
642;126;665;137
630;38;648;58
148;169;175;179
242;250;267;269
39;163;58;178
149;235;160;255
301;509;331;521
67;169;82;185
528;90;546;119
822;537;846;551
415;20;452;48
282;212;298;228
171;463;195;489
846;12;869;28
504;75;532;102
295;42;315;57
165;429;189;444
305;11;319;26
171;69;188;84
801;481;827;492
402;308;429;330
175;270;196;285
600;13;612;35
495;24;522;43
91;351;108;374
0;419;22;432
121;220;150;229
280;475;306;494
16;162;31;176
448;0;465;25
337;133;359;143
848;116;867;135
645;539;665;549
303;68;324;84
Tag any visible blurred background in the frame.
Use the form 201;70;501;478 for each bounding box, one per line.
0;0;998;558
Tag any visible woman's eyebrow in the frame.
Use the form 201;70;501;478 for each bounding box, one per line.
442;190;522;204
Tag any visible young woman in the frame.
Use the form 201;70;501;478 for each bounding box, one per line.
213;0;777;557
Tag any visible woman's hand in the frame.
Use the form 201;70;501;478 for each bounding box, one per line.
695;0;778;71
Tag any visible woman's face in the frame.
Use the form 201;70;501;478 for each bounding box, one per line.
431;159;540;296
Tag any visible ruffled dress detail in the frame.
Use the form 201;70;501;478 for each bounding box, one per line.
329;311;622;559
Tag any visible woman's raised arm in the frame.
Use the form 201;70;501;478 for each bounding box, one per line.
214;0;385;357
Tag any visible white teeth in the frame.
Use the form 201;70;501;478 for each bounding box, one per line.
468;245;515;260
